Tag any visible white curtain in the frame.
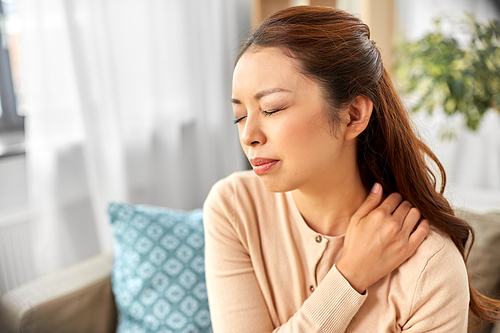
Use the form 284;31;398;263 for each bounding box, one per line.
20;0;249;277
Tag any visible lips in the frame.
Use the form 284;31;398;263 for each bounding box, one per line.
250;158;279;176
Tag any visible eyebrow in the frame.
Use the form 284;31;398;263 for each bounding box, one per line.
231;87;291;104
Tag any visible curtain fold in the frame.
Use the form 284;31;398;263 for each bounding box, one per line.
21;0;249;277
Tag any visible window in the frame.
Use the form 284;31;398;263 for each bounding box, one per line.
0;0;24;157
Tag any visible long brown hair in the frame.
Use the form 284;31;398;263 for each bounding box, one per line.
237;5;500;324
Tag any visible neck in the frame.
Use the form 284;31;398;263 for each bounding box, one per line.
291;169;368;237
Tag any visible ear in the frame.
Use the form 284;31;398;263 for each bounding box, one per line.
344;95;373;141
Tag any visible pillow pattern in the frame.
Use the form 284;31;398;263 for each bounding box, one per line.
108;202;212;333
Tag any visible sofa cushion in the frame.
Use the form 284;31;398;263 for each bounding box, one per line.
457;209;500;333
460;210;500;300
108;203;212;333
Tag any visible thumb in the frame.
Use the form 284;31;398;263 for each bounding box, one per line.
353;183;383;220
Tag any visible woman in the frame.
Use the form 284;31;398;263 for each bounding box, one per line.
204;6;499;332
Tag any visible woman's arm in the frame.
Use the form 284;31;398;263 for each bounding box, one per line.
204;182;277;331
204;182;430;332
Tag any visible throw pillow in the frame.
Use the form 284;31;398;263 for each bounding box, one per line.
108;202;212;333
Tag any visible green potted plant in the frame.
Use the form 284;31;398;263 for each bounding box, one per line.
394;14;500;139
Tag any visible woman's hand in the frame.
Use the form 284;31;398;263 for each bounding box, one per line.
336;183;430;294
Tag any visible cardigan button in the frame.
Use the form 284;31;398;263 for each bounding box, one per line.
315;235;322;243
310;285;315;292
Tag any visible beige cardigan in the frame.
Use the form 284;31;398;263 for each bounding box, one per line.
203;171;469;332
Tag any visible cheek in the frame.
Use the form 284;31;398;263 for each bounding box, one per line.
279;118;326;148
287;120;341;164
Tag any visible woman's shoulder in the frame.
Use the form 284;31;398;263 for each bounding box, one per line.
393;226;467;295
205;170;274;207
206;170;262;194
395;226;469;327
203;170;280;222
400;226;466;279
352;228;469;331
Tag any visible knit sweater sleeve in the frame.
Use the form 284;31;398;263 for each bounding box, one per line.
203;176;366;333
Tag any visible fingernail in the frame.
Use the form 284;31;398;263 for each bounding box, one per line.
371;183;381;194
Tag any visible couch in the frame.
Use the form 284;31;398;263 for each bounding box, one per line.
0;208;499;333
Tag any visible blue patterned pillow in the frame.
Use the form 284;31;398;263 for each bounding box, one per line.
108;203;212;333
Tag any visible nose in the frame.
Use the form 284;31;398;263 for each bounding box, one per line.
239;115;266;147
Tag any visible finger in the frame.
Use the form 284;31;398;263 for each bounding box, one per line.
379;192;404;214
407;219;430;249
392;200;413;222
402;207;422;237
352;183;383;220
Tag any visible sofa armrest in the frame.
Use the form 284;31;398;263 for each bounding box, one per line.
0;252;117;333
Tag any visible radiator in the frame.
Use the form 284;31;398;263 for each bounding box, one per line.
0;207;36;293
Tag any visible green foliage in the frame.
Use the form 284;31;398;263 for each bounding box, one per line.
394;14;500;132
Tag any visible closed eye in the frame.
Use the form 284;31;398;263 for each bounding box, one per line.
263;107;286;116
233;116;246;124
233;106;287;124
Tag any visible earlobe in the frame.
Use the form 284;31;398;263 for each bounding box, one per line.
344;95;373;141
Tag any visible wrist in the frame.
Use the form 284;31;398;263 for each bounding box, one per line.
336;261;368;294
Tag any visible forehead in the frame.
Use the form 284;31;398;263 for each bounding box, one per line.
232;47;305;96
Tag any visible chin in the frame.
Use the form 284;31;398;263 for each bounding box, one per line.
257;174;296;193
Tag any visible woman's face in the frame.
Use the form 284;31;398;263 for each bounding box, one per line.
232;47;354;193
